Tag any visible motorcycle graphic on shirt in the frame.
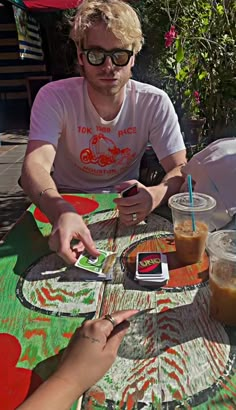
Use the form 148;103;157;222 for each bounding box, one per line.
80;134;135;167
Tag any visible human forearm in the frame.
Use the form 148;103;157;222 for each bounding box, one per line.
17;373;82;410
21;160;57;202
149;165;185;210
21;162;75;224
22;157;98;263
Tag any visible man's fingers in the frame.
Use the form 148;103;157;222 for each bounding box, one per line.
80;231;100;258
119;212;145;226
72;242;85;253
58;248;77;264
49;224;99;263
114;196;140;207
48;231;77;264
115;180;138;194
48;229;58;251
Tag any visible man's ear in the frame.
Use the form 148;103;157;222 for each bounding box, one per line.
130;55;135;67
77;47;84;66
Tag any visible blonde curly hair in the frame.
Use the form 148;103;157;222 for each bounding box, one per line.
70;0;144;54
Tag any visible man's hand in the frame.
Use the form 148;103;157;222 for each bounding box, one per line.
114;180;154;225
114;150;187;226
48;210;99;264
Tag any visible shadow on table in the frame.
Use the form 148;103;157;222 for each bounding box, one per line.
0;192;31;240
1;206;171;274
118;286;236;360
2;210;51;277
33;349;64;381
88;216;171;241
20;349;64;406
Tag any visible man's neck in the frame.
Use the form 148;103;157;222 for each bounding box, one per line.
86;83;125;121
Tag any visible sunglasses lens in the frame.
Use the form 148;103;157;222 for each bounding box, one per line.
85;49;132;66
112;51;131;66
87;50;104;65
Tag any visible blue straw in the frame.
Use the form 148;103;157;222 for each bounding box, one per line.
187;174;196;232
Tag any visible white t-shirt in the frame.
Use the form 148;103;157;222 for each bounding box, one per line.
29;77;185;192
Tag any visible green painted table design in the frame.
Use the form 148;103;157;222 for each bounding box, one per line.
0;194;117;410
0;194;235;409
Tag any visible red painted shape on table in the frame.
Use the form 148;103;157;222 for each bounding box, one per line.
127;393;136;410
157;298;172;305
34;195;99;223
63;332;73;339
36;288;46;305
86;389;106;409
24;329;47;339
0;333;42;409
33;316;51;322
47;283;75;297
42;287;64;302
123;236;209;288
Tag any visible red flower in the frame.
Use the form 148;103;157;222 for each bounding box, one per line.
164;25;177;48
194;91;200;104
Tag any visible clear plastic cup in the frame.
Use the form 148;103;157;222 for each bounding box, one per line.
168;193;216;265
207;230;236;326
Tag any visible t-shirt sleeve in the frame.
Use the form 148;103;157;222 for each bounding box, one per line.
149;91;185;160
29;84;64;148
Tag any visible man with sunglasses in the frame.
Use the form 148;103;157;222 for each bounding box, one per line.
21;0;186;265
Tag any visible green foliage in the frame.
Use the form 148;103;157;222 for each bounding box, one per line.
134;0;236;138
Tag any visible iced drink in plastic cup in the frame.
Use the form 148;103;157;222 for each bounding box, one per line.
207;230;236;326
169;193;216;265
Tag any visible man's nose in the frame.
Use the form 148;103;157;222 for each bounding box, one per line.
102;55;114;69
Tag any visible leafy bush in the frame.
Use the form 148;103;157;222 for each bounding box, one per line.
134;0;236;138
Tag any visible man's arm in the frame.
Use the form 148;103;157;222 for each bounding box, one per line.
21;140;61;220
21;140;99;263
149;148;187;209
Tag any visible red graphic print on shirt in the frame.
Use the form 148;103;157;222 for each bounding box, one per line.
80;134;135;167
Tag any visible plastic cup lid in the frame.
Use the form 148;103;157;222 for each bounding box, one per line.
168;192;216;212
207;230;236;262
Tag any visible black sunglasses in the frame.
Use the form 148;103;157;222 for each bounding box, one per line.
82;48;133;66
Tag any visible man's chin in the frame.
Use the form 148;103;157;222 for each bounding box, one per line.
91;83;122;96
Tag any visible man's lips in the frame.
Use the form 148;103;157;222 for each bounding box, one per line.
99;78;118;81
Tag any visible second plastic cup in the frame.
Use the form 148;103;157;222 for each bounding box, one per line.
168;193;216;265
207;230;236;326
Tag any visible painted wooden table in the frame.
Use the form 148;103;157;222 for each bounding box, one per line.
0;193;235;410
